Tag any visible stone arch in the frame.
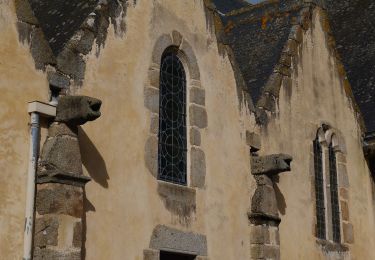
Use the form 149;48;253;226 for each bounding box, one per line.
144;31;207;190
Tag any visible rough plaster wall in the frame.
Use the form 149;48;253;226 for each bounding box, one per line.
0;1;48;259
260;9;375;260
75;0;254;259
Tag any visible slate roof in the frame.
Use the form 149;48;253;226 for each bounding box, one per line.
218;0;375;133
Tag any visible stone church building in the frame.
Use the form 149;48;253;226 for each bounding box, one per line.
0;0;374;259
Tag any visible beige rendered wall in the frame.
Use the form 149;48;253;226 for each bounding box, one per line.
76;1;254;259
0;1;49;259
259;9;375;260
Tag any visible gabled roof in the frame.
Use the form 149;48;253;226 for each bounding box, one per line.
215;0;375;133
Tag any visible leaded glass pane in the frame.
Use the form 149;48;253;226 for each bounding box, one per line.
314;138;326;240
158;51;187;185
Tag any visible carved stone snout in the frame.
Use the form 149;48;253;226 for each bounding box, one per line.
251;154;293;176
55;96;102;125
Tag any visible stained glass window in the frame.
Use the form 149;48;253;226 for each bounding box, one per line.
314;138;326;239
158;50;187;185
329;143;341;243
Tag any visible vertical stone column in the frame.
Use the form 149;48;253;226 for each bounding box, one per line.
33;96;101;259
248;138;292;260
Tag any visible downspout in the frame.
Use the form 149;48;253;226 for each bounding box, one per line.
23;112;40;260
23;102;56;260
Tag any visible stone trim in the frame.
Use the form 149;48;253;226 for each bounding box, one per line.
310;124;354;248
144;32;207;189
148;225;208;257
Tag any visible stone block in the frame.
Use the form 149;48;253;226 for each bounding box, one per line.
283;39;298;56
269;226;280;245
47;70;71;88
264;73;283;98
31;28;57;70
246;131;261;152
36;183;83;218
264;245;280;260
17;21;33;44
251;184;278;219
144;87;160;114
172;30;183;46
152;34;173;64
190;105;208;129
340;188;349;200
257;94;276;112
250;244;265;259
143;249;159;260
190;127;201;146
180;40;200;80
56;48;86;82
190;87;205;106
289;25;303;43
343;222;354;244
340;200;349;221
338;164;349;188
190;147;206;188
145;135;158;177
150;113;159;135
250;225;270;244
15;0;39;25
148;68;160;87
33;248;80;260
251;154;292;176
34;216;59;247
72;221;82;248
48;123;78;138
67;29;96;55
150;225;207;256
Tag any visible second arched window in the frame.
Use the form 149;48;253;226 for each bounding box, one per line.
158;49;187;185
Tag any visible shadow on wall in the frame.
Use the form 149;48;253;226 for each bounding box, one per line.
79;127;109;188
273;176;287;216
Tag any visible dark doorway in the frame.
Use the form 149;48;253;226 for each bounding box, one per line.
160;251;196;260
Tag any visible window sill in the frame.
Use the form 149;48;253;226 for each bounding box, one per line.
316;238;349;252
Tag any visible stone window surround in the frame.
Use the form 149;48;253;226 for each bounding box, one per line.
311;124;353;252
144;31;207;190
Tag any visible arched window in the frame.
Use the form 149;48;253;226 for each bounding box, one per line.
158;48;187;185
314;137;326;239
329;143;341;243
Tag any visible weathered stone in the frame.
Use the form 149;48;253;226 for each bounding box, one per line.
150;225;207;256
254;175;273;186
190;105;208;128
190;87;205;106
196;256;209;260
340;188;349;200
263;73;283;98
284;39;298;56
56;48;86;82
269;226;280;245
190;147;206;188
257;94;276;112
343;222;354;244
47;70;71;88
148;68;160;88
172;30;183;46
251;184;279;220
190;127;201;146
16;21;34;44
279;53;292;68
144;87;160;114
246;131;261;152
143;249;160;260
341;200;349;221
152;34;173;64
36;183;83;218
48;122;78;138
180;40;200;80
30;28;57;70
145;135;158;177
338;164;349;188
34;216;59;247
264;245;280;259
38;135;82;177
67;29;96;55
289;25;303;43
251;154;293;176
15;0;39;25
250;225;270;244
33;248;81;260
150;113;159;135
250;244;265;259
55;96;102;125
72;221;82;248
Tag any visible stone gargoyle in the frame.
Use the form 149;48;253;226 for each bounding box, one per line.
249;154;292;223
37;96;102;186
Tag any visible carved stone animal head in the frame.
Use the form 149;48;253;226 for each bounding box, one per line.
55;96;102;125
251;154;293;176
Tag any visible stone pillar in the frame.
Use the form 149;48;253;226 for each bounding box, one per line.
33;96;101;259
249;153;293;260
